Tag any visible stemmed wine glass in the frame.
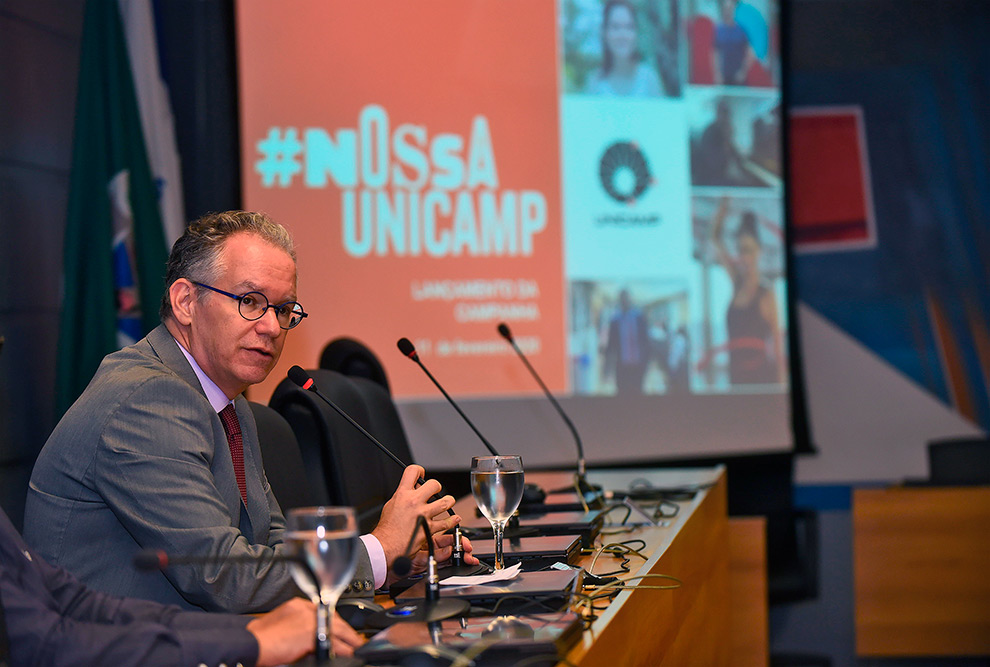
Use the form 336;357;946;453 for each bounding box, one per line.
286;506;359;664
470;455;525;570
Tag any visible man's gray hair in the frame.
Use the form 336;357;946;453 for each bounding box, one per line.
159;210;296;321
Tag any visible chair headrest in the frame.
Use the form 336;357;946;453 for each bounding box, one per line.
319;337;390;395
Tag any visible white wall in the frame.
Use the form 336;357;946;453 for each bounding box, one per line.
795;304;984;484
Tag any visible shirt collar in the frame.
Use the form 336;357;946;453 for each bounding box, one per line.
173;337;233;413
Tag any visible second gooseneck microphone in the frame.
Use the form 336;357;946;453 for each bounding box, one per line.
497;322;587;477
396;338;499;456
397;337;549;510
497;323;602;505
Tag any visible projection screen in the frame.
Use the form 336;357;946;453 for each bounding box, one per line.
236;0;790;468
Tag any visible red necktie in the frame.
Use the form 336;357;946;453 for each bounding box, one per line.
218;404;247;506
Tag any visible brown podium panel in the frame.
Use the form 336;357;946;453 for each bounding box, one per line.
729;517;769;667
853;486;990;656
561;469;730;667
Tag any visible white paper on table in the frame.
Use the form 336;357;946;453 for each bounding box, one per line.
440;562;522;586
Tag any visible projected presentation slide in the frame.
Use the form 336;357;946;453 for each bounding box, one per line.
237;0;788;461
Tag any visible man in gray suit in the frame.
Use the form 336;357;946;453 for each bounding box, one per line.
24;211;472;614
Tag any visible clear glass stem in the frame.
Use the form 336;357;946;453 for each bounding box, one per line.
492;519;507;570
315;594;336;664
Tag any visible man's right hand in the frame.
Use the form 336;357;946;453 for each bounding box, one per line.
246;598;364;666
371;465;458;568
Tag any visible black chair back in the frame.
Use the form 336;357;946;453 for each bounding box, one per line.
248;401;319;512
270;370;403;532
319;337;391;395
349;376;410;490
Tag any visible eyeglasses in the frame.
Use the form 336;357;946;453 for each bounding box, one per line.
193;282;308;330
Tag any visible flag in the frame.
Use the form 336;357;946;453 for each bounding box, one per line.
117;0;186;246
55;0;169;415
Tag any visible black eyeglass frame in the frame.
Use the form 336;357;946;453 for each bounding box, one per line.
192;281;308;330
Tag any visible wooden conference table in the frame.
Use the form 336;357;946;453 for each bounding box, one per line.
436;466;732;666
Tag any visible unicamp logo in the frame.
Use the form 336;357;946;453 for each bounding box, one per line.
598;141;654;204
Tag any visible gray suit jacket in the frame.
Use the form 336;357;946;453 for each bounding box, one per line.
24;325;373;614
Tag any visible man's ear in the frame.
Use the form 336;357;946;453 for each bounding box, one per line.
169;279;197;326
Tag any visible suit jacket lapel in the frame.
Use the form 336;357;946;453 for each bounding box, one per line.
145;325;252;532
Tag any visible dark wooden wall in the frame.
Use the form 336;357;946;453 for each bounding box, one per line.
0;1;84;530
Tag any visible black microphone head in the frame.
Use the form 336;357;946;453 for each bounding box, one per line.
397;337;418;360
497;322;513;341
288;365;316;391
133;550;167;571
392;555;413;578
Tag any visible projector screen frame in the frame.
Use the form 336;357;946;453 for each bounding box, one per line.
231;0;812;464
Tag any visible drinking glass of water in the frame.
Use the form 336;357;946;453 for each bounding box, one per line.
286;506;359;663
470;455;524;570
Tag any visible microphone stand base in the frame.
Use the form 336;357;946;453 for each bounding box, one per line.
545;475;606;510
440;561;492;578
367;598;470;629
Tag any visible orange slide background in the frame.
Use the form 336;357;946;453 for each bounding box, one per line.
237;1;565;401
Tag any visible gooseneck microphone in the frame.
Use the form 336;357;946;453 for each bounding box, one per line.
396;338;499;457
497;322;586;476
397;337;548;511
286;366;466;569
497;323;601;503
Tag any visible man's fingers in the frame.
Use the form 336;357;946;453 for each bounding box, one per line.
434;543;453;562
433;533;455;549
331;614;365;656
398;464;426;489
425;494;455;518
415;478;443;500
432;542;479;565
432;531;470;552
436;532;481;566
428;513;460;535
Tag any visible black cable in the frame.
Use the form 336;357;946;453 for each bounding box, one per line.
585;573;683;602
588;539;650;577
599;502;633;525
653;499;680;520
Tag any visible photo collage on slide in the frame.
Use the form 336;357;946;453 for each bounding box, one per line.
560;0;787;396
